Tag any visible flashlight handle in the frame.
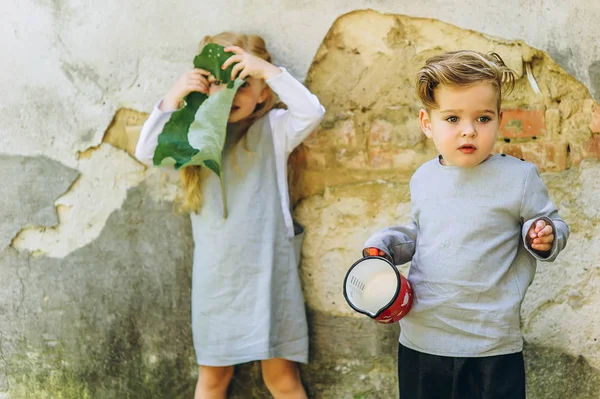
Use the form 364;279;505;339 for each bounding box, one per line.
364;247;392;262
367;247;380;256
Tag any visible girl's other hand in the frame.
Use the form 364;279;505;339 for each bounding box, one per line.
221;46;282;81
160;69;211;111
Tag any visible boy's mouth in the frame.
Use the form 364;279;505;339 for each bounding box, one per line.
458;144;476;154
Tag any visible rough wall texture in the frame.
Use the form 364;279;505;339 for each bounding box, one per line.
2;2;600;399
289;10;600;398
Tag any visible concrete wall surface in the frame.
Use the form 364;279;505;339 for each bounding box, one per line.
2;1;600;398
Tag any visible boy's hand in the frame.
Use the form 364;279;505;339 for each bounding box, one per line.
363;247;393;263
221;46;282;81
527;219;555;255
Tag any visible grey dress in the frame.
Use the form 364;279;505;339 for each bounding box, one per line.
190;115;308;366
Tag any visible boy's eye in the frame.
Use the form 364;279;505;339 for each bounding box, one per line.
240;81;250;88
477;116;491;123
446;116;459;123
212;80;222;86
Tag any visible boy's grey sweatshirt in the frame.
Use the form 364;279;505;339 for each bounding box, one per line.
364;154;569;357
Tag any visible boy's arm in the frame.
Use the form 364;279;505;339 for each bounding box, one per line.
363;221;418;265
520;164;569;261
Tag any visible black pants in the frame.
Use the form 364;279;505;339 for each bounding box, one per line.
398;343;526;399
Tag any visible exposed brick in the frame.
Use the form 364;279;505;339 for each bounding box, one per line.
290;145;329;170
334;149;368;169
499;107;546;139
368;149;393;169
369;119;393;146
590;103;600;133
494;143;523;159
306;150;328;169
581;134;600;159
545;108;561;137
301;127;329;148
333;119;357;147
494;142;568;171
392;149;418;169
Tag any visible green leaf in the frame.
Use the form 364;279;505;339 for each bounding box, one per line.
193;43;236;85
152;43;242;218
185;78;245;217
152;91;206;169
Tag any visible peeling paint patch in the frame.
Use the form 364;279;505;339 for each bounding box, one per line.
12;144;145;258
0;155;78;252
101;108;148;158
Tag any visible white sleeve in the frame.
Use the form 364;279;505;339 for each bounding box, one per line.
134;101;175;165
266;68;325;156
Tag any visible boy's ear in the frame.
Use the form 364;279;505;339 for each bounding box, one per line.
498;110;503;125
419;109;433;138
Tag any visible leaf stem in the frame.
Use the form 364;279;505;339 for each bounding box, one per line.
219;172;228;219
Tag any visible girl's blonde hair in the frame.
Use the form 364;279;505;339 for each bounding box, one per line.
416;50;516;111
178;32;278;213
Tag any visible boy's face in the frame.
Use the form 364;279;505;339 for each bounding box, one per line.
419;83;502;168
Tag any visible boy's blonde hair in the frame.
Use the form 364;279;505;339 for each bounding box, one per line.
416;50;516;111
178;32;278;214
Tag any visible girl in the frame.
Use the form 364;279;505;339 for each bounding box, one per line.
135;32;324;399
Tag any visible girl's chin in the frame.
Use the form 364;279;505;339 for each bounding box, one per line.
228;112;251;124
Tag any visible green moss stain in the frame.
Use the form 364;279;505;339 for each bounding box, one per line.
525;342;600;399
6;313;196;399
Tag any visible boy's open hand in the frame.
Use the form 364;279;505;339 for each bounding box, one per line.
527;219;555;254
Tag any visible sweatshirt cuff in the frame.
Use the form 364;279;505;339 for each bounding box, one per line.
522;216;558;261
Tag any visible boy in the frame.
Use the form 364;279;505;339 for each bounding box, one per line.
363;51;569;399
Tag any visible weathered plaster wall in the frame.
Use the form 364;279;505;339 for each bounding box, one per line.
2;1;600;398
291;10;600;398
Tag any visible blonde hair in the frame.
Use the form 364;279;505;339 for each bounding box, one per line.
178;32;278;213
416;50;516;111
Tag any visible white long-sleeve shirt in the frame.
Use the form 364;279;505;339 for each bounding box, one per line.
135;68;325;236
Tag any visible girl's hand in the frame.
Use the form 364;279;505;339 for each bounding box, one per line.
527;219;555;255
160;69;212;111
221;46;282;81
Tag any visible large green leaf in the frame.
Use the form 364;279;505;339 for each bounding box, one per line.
193;43;237;88
185;78;245;217
151;91;206;168
152;43;243;218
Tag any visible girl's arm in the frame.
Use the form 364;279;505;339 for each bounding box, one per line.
218;47;325;154
135;69;211;165
266;68;325;155
134;102;175;165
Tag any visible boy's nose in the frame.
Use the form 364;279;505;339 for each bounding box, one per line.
461;124;477;137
